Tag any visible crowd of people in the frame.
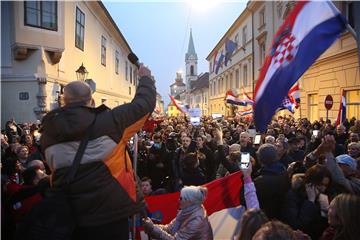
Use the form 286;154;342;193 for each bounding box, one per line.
2;113;360;239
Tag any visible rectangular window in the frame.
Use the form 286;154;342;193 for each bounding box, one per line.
215;80;218;95
230;73;233;89
24;1;57;31
308;94;318;122
259;8;265;27
133;69;137;86
130;66;133;84
242;26;247;47
115;50;119;74
225;75;229;91
260;42;266;66
101;36;106;66
219;79;222;95
125;61;128;81
236;69;240;88
209;62;212;73
75;7;85;50
235;33;239;47
243;65;248;87
346;90;360;119
129;86;131;95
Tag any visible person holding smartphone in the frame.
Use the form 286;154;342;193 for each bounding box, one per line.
254;144;289;220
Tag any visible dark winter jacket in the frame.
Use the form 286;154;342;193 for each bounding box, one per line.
254;162;290;220
40;76;156;227
182;167;207;186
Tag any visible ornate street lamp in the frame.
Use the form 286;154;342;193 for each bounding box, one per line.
75;63;88;81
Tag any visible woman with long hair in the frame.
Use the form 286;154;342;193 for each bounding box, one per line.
282;164;332;239
321;194;360;240
237;208;269;240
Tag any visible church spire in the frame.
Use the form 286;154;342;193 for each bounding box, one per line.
186;28;197;60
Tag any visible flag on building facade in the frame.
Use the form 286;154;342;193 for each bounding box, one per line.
254;1;346;132
335;90;346;126
215;51;225;74
169;95;189;113
212;50;218;72
224;38;238;66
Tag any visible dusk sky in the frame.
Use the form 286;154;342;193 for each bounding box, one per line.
103;0;247;106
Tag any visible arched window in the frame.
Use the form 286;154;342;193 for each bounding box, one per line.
190;65;194;76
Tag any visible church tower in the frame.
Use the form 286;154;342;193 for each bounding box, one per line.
185;29;198;92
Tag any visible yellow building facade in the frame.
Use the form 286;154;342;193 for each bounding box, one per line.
207;1;359;121
167;102;182;117
300;32;359;122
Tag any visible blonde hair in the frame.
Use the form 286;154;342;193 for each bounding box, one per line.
331;194;360;240
180;186;208;204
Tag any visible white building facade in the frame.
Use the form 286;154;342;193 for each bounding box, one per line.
1;1;139;125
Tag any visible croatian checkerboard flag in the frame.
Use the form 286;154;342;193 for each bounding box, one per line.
254;1;346;132
335;90;346;126
277;96;296;114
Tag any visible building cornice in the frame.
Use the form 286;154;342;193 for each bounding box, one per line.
1;74;37;81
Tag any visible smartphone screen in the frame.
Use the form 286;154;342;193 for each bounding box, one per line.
239;152;250;169
254;135;261;145
313;130;319;137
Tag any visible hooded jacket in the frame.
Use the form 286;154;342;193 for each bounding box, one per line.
40;76;156;226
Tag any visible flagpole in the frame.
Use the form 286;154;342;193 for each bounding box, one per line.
353;2;360;70
132;133;139;240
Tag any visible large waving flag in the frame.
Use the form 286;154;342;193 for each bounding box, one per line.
277;96;296;114
254;1;346;132
242;88;254;105
135;171;244;239
224;38;238;66
288;83;300;108
335;90;346;126
169;95;189;113
237;108;254;116
225;90;247;106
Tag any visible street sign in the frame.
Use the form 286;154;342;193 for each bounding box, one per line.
324;95;333;110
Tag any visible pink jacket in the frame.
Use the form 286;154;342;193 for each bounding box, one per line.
150;205;213;240
244;176;260;209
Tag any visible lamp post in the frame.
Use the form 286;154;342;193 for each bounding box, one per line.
75;63;88;81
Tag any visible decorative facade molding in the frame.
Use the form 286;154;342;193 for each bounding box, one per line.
46;50;63;64
13;46;30;60
33;77;48;119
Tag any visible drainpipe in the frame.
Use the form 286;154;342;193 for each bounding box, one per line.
249;7;255;99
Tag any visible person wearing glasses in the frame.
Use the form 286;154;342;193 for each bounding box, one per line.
143;185;213;239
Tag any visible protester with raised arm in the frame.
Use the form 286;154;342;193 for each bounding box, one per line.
40;65;156;240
